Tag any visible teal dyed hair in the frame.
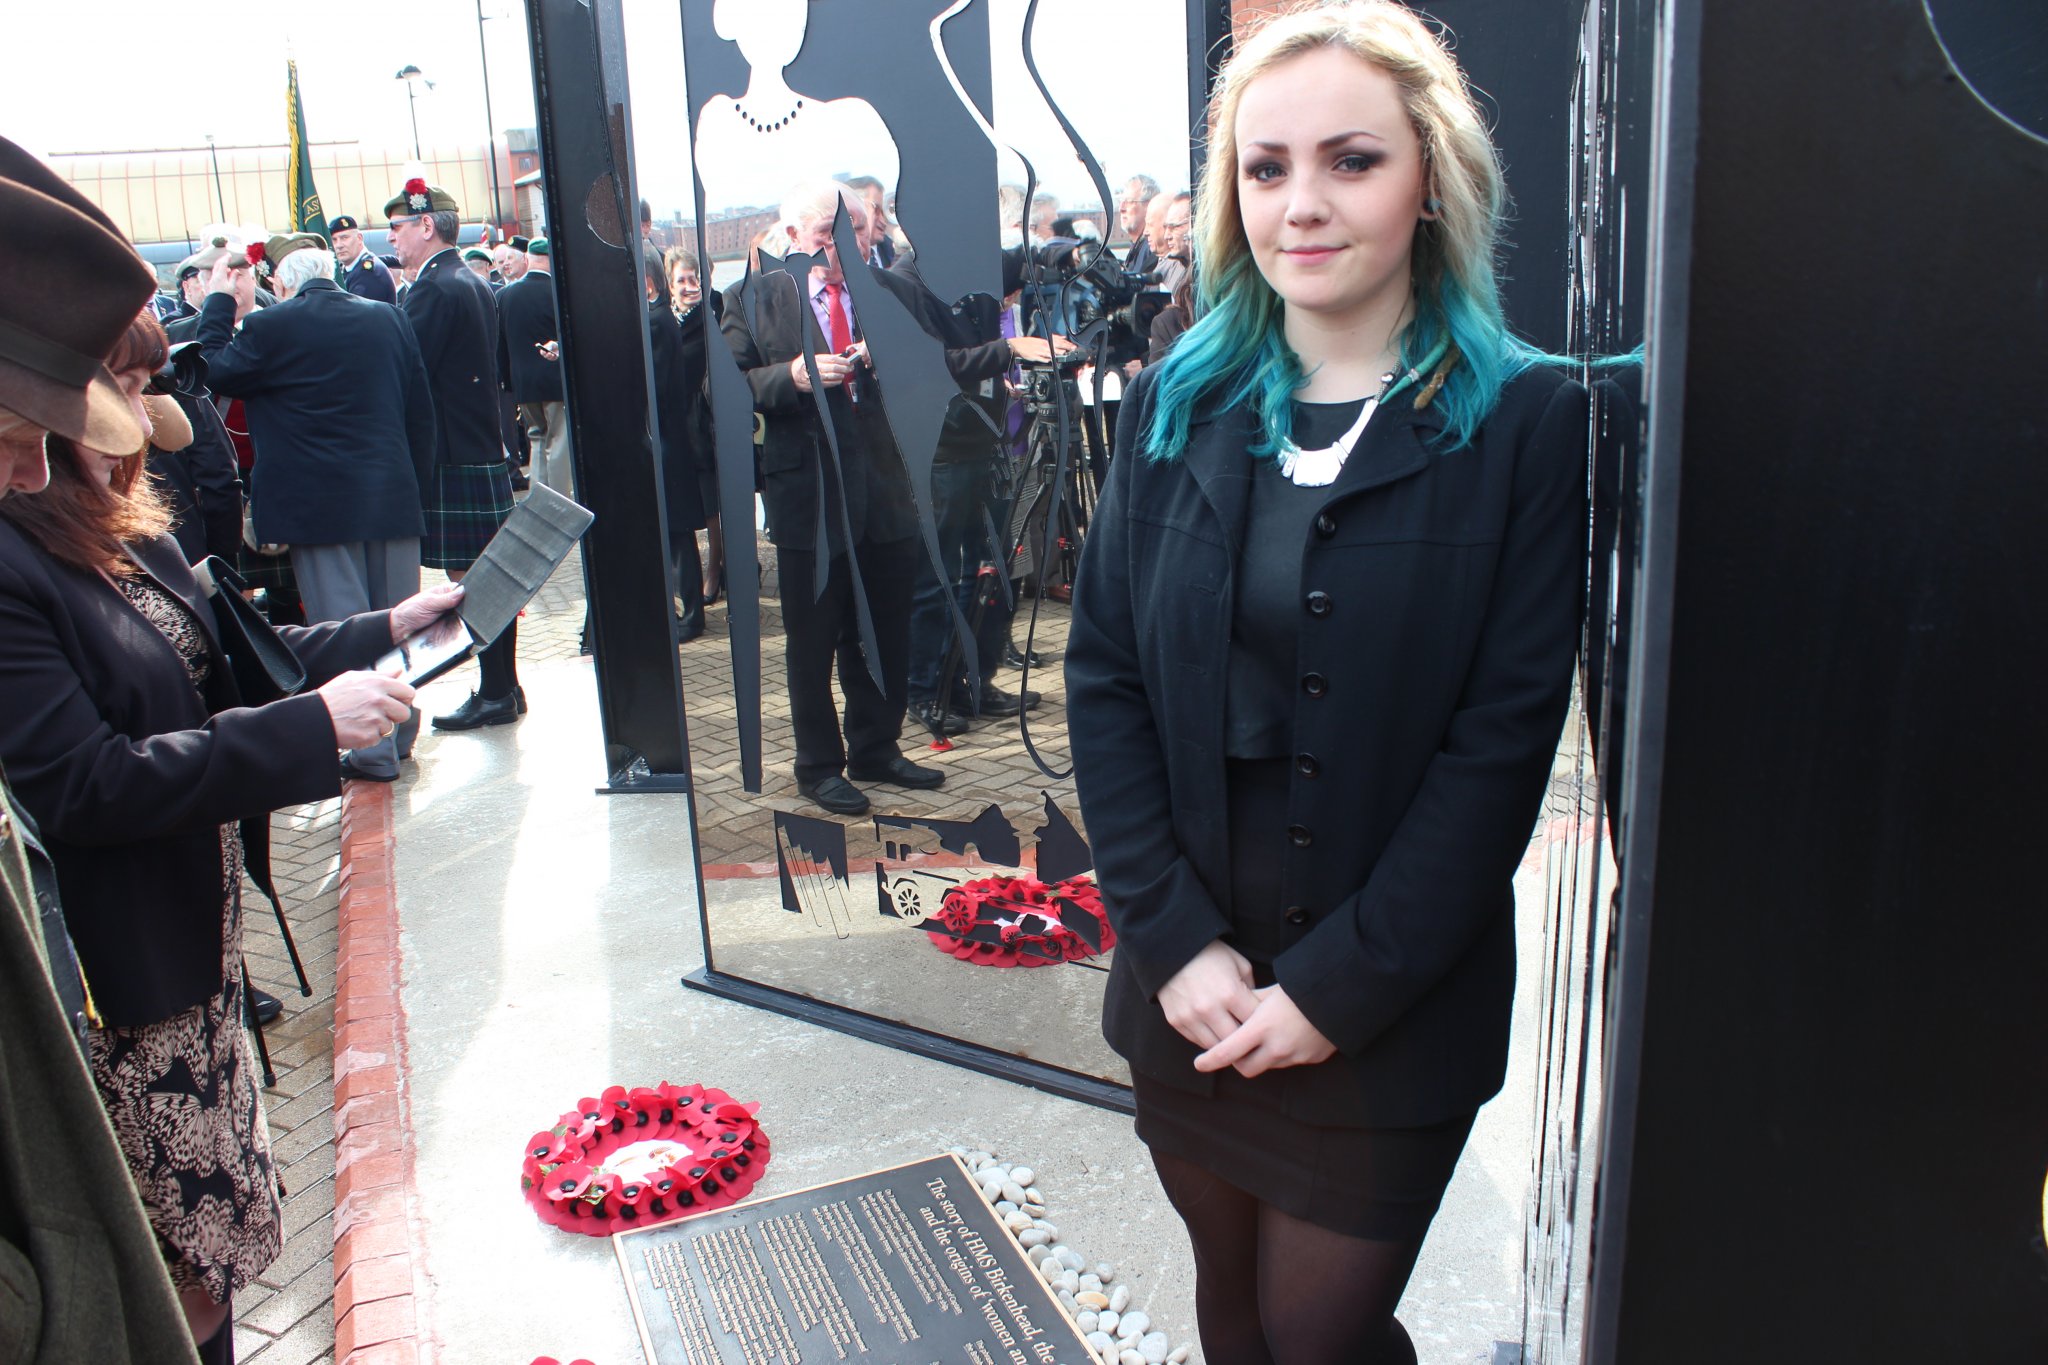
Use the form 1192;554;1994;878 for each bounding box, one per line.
1146;1;1545;460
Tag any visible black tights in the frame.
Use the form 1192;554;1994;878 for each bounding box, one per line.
195;1304;235;1365
1153;1151;1423;1365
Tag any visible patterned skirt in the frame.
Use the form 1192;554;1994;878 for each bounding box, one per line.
425;462;515;571
87;824;283;1304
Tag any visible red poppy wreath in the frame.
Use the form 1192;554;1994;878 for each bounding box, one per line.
519;1082;770;1237
922;873;1115;968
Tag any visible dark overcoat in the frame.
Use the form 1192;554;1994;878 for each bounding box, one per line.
148;387;245;564
1066;364;1588;1127
194;279;434;545
496;270;564;403
718;269;917;554
0;527;392;1027
402;249;505;466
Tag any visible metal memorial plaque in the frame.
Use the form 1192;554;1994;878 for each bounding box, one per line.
614;1154;1094;1365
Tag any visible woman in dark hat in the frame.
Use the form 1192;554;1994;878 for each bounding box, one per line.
0;142;457;1364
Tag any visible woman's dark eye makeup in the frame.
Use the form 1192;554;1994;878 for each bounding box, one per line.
1245;147;1387;181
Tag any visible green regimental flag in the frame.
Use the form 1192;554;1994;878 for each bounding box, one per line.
286;60;324;234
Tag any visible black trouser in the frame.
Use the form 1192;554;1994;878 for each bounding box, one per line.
777;535;916;784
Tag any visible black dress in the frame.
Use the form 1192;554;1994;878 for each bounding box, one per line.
1131;399;1477;1243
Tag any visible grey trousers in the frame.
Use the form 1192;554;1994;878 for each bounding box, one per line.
291;538;421;777
534;400;574;497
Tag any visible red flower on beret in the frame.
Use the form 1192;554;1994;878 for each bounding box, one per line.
245;243;266;266
404;177;431;213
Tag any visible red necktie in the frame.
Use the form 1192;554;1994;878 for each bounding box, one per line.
823;283;854;395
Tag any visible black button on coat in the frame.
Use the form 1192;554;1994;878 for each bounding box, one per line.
1066;364;1589;1126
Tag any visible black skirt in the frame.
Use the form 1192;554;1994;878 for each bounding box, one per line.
1129;757;1477;1242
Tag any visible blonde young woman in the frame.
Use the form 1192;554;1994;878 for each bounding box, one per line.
1067;5;1589;1361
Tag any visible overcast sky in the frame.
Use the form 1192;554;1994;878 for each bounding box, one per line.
5;0;1195;218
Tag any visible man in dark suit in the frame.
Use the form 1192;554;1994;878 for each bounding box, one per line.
721;182;942;815
195;233;436;781
496;237;571;495
387;178;524;730
329;214;397;303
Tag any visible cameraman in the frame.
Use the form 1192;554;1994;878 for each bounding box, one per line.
894;248;1073;735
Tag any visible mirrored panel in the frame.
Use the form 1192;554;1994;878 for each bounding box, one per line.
619;0;1198;1090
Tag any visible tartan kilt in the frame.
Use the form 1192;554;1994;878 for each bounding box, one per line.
424;462;515;571
236;544;298;595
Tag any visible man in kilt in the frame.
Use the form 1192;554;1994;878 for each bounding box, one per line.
386;178;525;728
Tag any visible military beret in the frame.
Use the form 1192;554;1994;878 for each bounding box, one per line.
527;238;550;257
261;232;327;269
463;247;492;263
509;235;531;252
383;176;460;218
327;214;360;234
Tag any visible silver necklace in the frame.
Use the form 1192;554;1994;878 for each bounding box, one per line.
1275;373;1392;488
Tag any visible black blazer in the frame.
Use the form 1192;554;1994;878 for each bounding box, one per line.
719;269;917;554
1066;364;1589;1126
195;280;435;544
402;249;506;466
0;526;392;1027
148;388;245;564
496;270;564;403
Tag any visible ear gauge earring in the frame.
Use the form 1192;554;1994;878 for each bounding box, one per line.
1423;197;1443;218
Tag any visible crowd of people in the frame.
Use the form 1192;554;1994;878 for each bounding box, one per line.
1;1;1590;1360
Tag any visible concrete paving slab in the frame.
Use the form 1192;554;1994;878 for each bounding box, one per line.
389;642;1568;1364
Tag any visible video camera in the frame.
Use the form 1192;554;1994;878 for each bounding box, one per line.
1007;236;1168;370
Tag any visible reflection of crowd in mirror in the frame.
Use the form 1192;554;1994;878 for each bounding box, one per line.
644;243;722;643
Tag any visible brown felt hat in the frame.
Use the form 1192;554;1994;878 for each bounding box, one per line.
0;133;155;446
0;137;156;451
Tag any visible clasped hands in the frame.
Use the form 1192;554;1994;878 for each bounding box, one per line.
1158;940;1337;1079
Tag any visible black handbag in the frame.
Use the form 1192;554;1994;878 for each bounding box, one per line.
192;555;307;704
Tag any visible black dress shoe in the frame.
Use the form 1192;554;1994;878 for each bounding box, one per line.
509;469;531;491
339;753;398;784
797;774;870;815
970;685;1041;719
515;684;528;715
847;755;946;790
250;987;283;1026
909;699;968;737
432;690;520;731
1004;645;1052;669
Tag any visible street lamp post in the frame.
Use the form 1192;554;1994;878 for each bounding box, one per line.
475;2;505;234
204;132;227;221
395;65;427;158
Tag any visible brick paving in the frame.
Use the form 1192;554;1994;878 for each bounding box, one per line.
236;796;345;1365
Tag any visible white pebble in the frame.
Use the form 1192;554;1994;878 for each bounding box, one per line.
1109;1284;1132;1315
1139;1331;1170;1364
996;1199;1017;1215
1117;1308;1148;1337
977;1167;1006;1192
1024;1188;1047;1206
1076;1311;1098;1334
1120;1352;1146;1365
1074;1290;1109;1310
1038;1258;1061;1281
1057;1270;1081;1294
1058;1287;1078;1312
1097;1310;1119;1335
1019;1228;1051;1247
967;1150;993;1170
1085;1332;1115;1357
1002;1210;1033;1232
1167;1349;1191;1365
1036;1221;1059;1240
1079;1272;1103;1293
1094;1262;1115;1282
1056;1247;1085;1271
1010;1165;1035;1187
1001;1181;1028;1205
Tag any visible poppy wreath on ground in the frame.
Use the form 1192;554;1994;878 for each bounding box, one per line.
922;874;1115;968
519;1082;770;1237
